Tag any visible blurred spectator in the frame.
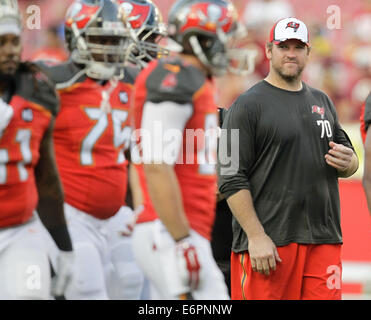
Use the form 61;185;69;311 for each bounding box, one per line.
350;0;371;44
19;0;73;59
341;0;371;122
30;25;69;65
303;23;354;123
241;0;294;32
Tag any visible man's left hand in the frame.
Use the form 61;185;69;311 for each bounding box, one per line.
52;251;74;297
325;141;354;172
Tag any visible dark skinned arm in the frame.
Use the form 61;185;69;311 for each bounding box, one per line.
35;117;72;251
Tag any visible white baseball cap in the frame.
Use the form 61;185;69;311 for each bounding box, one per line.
0;19;21;36
269;17;309;46
0;0;22;36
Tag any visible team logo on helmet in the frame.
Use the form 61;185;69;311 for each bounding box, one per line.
65;2;82;21
180;3;232;33
119;3;139;22
286;22;300;32
118;1;151;29
65;2;100;29
207;4;222;22
204;4;224;30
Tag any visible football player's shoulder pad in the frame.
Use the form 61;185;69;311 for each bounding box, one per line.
15;65;60;116
145;57;207;105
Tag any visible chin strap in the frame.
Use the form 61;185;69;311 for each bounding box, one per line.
55;67;86;91
100;77;119;114
85;61;116;81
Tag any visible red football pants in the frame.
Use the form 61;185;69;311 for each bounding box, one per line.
231;243;342;300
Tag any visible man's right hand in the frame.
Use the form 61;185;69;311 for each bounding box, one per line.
175;236;202;291
247;233;282;276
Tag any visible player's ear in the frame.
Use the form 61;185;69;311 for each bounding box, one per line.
307;45;311;55
265;42;273;60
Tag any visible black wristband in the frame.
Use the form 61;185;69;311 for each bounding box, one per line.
47;224;73;251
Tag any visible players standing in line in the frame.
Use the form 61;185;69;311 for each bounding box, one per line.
218;17;359;300
38;0;145;300
0;0;73;299
130;0;247;299
360;93;371;215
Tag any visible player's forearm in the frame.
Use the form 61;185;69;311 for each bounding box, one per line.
35;118;72;251
144;163;190;241
362;131;371;214
338;152;359;178
35;120;65;227
362;147;371;215
36;169;72;251
362;174;371;215
226;189;266;239
128;164;144;210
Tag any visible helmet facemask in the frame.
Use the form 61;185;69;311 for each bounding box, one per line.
131;22;169;64
187;24;256;77
71;23;132;80
118;0;169;69
224;23;256;76
187;27;229;77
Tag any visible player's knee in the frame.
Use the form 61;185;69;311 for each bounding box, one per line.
118;263;144;290
66;243;108;299
111;241;144;299
115;263;144;299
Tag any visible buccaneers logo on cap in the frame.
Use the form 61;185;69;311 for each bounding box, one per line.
286;22;300;32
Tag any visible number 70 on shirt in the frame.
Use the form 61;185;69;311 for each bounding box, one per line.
317;120;332;139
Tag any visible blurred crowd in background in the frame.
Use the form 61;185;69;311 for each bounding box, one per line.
18;0;371;125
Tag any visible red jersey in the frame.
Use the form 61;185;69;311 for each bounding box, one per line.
43;62;139;219
0;69;58;227
360;92;371;144
132;58;218;240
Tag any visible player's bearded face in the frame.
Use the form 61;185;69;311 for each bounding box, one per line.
270;39;309;82
87;35;125;64
0;34;21;81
